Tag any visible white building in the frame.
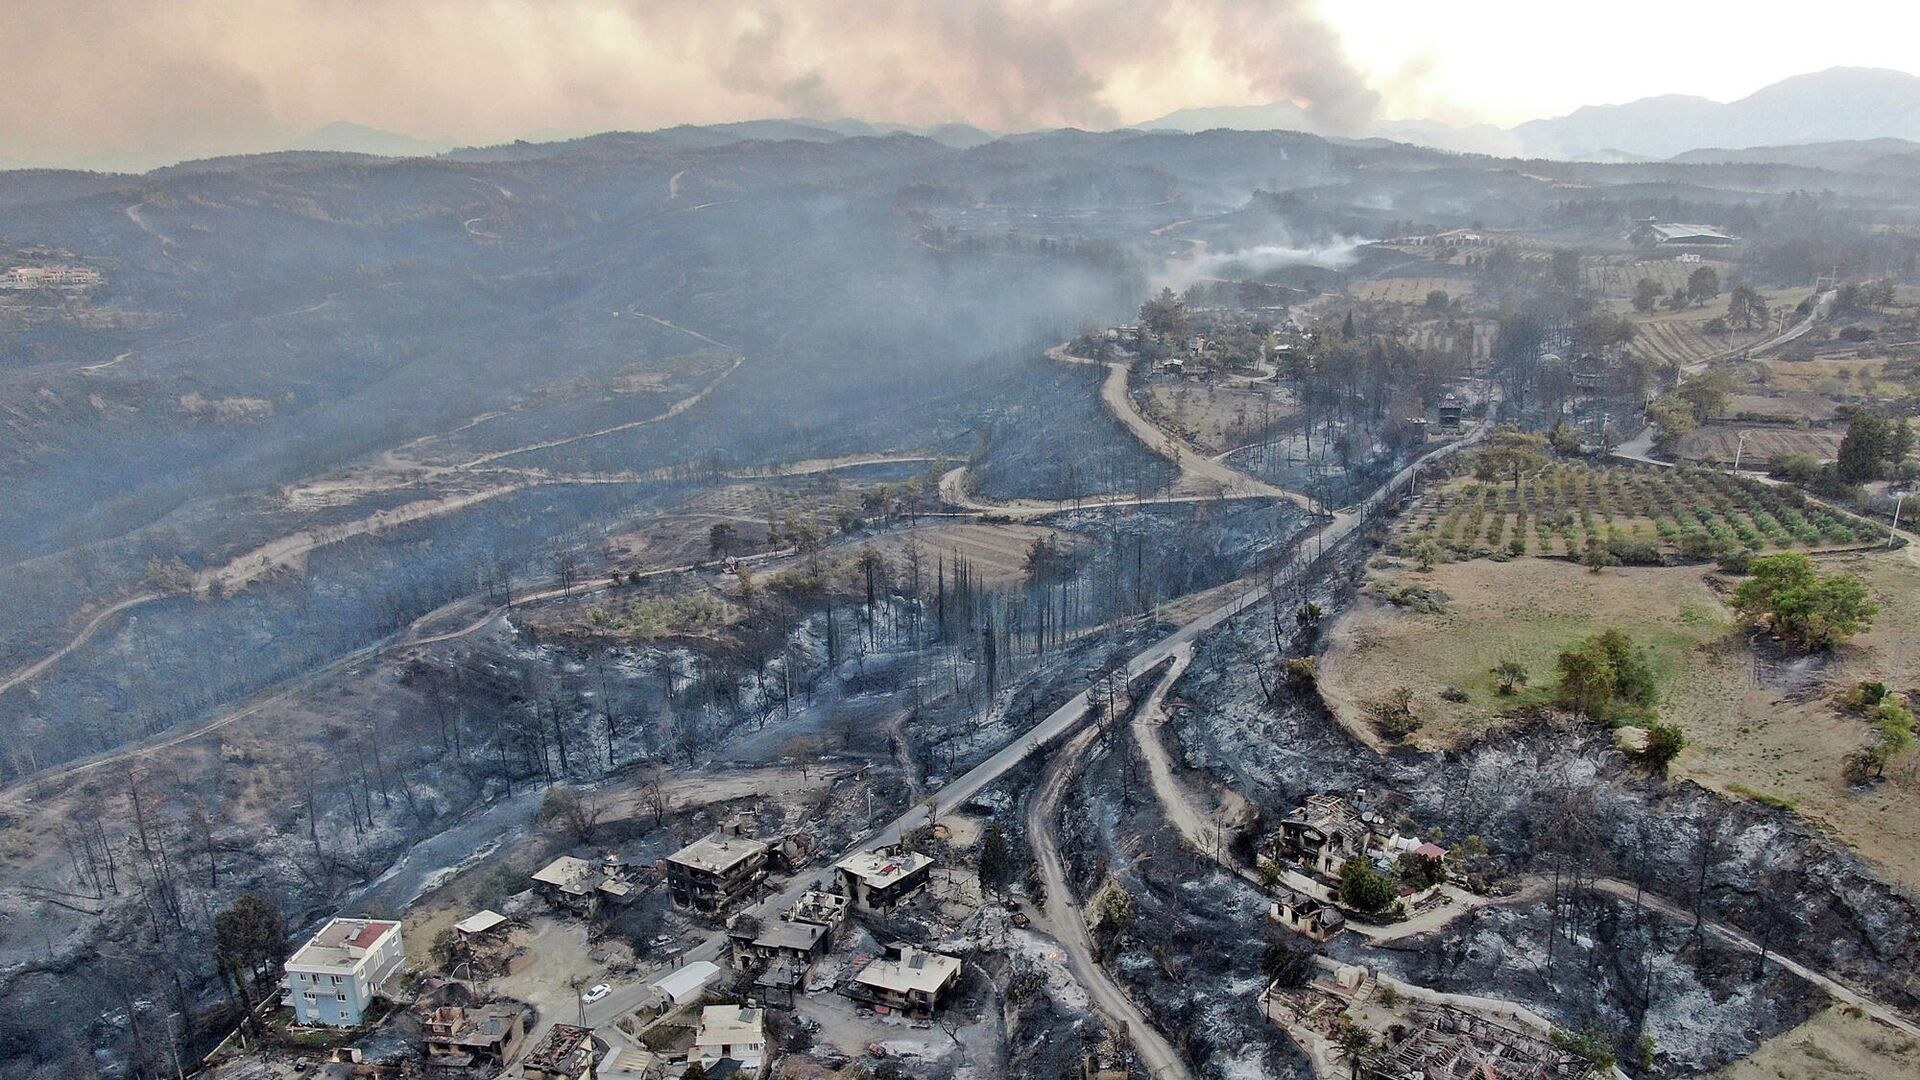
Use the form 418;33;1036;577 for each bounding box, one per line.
835;847;933;913
850;943;962;1017
281;918;404;1027
693;1004;769;1078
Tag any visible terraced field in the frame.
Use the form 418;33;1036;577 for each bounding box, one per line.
1348;276;1475;305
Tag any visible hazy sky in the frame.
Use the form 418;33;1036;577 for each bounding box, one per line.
3;0;1917;169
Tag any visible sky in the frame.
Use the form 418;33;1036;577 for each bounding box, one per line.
2;0;1917;170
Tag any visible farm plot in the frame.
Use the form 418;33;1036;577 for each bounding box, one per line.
1406;463;1881;558
1583;257;1734;300
1346;276;1474;306
1675;424;1843;466
863;522;1090;587
1141;380;1295;456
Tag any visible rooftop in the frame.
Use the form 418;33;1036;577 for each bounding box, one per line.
696;1004;765;1047
854;945;961;996
531;855;596;893
425;1003;524;1047
523;1024;595;1071
1282;795;1370;843
753;920;827;953
652;959;723;1005
287;918;399;972
453;910;508;935
836;848;933;888
597;1046;663;1079
668;832;770;874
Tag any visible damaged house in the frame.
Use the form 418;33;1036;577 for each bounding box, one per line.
666;828;771;916
531;853;637;914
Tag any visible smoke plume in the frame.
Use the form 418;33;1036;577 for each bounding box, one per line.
0;0;1382;170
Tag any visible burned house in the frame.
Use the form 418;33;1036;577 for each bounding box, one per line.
1269;891;1347;942
1436;395;1464;433
835;847;933;914
785;889;850;934
851;943;962;1017
422;1003;527;1068
530;854;636;913
666;829;771;916
521;1024;599;1080
744;918;829;969
1265;794;1378;879
1367;1005;1589;1080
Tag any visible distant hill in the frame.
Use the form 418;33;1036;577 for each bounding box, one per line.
1668;137;1920;171
1140;67;1920;162
289;121;461;158
1513;68;1920;159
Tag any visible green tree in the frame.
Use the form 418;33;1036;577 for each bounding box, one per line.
1551;1028;1619;1078
1647;395;1697;455
1338;860;1398;914
1732;552;1878;651
1836;413;1895;483
1474;429;1548;490
1632;277;1665;314
1425;289;1450;311
1686;265;1720;306
1332;1023;1377;1080
1555;638;1617;719
1727;282;1768;330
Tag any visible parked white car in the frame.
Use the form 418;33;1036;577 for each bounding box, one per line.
582;983;612;1004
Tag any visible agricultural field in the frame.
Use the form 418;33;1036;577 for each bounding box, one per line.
1346;276;1474;306
1583;256;1736;300
1761;354;1910;398
1407;463;1882;558
1141;379;1294;456
1620;286;1809;369
1320;548;1920;894
861;521;1090;587
1674;423;1844;467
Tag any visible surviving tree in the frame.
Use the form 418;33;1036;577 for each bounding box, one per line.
1732;552;1878;651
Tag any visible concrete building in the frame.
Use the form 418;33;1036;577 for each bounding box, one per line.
666;830;771;916
785;889;850;933
1266;794;1377;879
521;1024;598;1080
421;1003;527;1068
281;918;405;1027
745;919;829;969
694;1004;770;1078
835;847;933;914
850;943;962;1017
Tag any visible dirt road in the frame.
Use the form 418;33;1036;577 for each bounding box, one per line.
1028;724;1196;1080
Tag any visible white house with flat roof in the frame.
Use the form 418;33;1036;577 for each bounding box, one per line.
851;943;962;1017
835;847;933;913
694;1004;769;1077
281;918;404;1027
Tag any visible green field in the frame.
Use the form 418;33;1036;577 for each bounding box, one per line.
1409;463;1882;557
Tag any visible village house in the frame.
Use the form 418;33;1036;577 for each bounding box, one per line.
421;1003;527;1068
850;943;962;1017
1269;891;1347;942
785;889;850;934
452;909;509;942
1265;794;1379;879
280;918;405;1027
835;847;934;914
666;828;771;916
642;959;724;1021
530;853;636;913
745;918;829;969
521;1024;599;1080
693;1004;771;1078
1370;1005;1589;1079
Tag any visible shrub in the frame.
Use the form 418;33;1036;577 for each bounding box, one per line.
1638;723;1686;774
1338;860;1399;914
